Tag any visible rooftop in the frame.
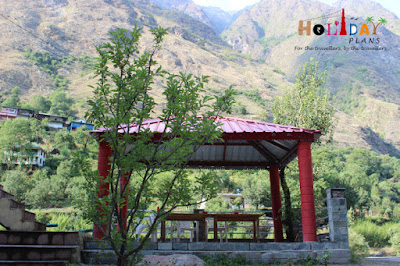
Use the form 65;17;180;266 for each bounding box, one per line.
91;117;321;169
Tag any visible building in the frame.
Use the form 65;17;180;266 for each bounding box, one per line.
0;107;35;121
67;119;94;131
217;193;246;209
35;113;68;131
0;107;18;121
17;108;35;120
3;143;46;168
30;143;46;168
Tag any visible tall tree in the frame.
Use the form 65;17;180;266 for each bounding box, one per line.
84;26;235;265
0;119;34;169
271;58;334;241
2;87;21;107
48;91;75;117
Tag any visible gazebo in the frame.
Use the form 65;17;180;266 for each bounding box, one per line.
91;116;321;242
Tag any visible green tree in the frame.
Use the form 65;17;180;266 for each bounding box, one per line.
271;58;334;241
48;91;75;117
83;26;235;265
1;168;30;202
214;170;237;193
29;95;51;112
204;196;230;212
233;197;244;209
50;160;76;203
2;87;21;107
242;171;271;210
272;59;334;139
0;119;34;169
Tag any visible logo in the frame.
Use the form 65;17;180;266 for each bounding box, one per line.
296;9;387;50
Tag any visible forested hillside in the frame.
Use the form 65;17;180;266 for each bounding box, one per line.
0;0;398;155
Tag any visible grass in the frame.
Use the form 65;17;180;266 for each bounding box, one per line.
352;217;400;248
32;207;92;232
202;252;332;266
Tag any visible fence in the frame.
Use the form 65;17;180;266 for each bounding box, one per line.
315;198;330;242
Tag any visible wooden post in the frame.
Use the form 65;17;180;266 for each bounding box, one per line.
269;165;284;242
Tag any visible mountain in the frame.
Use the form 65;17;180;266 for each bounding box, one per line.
150;0;218;32
333;0;400;35
222;0;331;58
201;6;246;33
222;0;400;155
0;0;289;118
0;0;399;156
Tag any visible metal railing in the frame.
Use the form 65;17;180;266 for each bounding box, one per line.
315;198;329;242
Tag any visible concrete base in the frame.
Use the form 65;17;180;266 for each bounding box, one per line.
0;231;80;264
82;241;351;264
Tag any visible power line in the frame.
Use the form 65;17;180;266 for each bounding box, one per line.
0;12;69;55
303;9;342;22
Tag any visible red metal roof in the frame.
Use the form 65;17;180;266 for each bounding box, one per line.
91;117;321;169
93;117;321;138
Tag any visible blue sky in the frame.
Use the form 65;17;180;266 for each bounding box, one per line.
193;0;400;17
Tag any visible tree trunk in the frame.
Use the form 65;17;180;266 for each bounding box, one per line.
279;167;296;242
117;237;128;266
117;255;128;266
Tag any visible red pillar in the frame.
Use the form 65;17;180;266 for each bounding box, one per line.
93;140;112;239
118;173;129;232
298;141;317;242
269;165;284;242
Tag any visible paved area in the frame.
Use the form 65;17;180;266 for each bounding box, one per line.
361;256;400;265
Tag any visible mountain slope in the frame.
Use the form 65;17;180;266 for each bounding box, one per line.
150;0;217;32
222;0;400;155
201;6;237;33
0;0;289;119
222;0;331;58
0;0;399;156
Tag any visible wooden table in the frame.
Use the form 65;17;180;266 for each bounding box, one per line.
160;213;206;242
160;213;263;242
207;213;263;242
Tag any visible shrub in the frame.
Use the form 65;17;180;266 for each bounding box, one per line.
203;254;247;266
1;169;30;203
35;211;91;232
349;228;370;263
389;232;400;255
389;226;400;255
352;219;390;247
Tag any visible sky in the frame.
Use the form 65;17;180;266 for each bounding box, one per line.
192;0;400;17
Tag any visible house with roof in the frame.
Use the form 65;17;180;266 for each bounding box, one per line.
67;119;94;131
17;108;35;120
3;143;46;169
0;107;18;121
35;112;68;131
29;143;46;168
0;107;36;121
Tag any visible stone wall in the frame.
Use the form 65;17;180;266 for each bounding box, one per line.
327;188;349;249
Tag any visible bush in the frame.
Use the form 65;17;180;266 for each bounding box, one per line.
352;219;390;247
203;255;247;266
35;211;91;232
349;228;370;263
26;177;55;208
389;232;400;255
1;169;30;203
389;226;400;255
